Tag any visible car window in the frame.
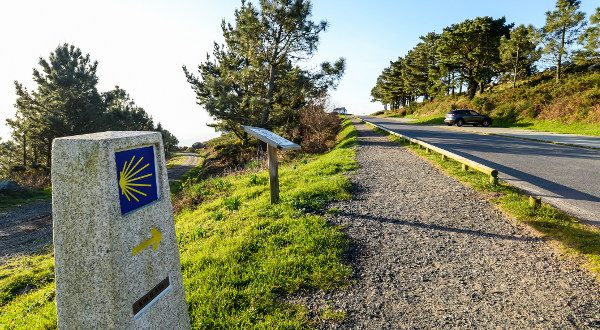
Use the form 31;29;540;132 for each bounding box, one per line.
469;110;479;115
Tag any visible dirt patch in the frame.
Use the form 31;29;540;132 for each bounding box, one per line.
0;200;52;263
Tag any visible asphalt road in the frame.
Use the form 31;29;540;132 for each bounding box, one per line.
361;116;600;226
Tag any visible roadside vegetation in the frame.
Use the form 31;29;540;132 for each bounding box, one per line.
379;69;600;136
0;187;51;212
369;125;600;281
371;1;599;135
0;118;358;329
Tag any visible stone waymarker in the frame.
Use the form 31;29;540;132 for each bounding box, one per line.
242;126;300;203
52;131;190;329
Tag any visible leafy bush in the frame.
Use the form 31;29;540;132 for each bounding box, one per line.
293;102;342;153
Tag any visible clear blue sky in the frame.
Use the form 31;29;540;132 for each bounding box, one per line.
0;1;597;145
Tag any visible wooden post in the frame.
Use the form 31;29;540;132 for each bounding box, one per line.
529;196;541;210
267;144;279;204
242;125;300;204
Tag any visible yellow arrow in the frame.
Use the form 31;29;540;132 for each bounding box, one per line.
132;227;162;256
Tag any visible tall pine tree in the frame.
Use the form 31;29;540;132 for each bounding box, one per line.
542;0;586;81
500;25;541;88
183;0;344;141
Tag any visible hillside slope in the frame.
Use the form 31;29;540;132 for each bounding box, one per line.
382;69;600;136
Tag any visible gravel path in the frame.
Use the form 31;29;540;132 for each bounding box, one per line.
305;120;600;329
0;200;52;263
168;153;203;182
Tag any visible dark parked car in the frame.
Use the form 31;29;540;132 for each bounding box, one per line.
444;109;492;127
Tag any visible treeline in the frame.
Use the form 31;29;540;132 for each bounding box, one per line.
371;0;600;109
0;44;178;177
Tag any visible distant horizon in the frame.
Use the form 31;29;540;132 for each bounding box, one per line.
1;0;597;146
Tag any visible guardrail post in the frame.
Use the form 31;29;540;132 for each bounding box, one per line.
529;196;541;210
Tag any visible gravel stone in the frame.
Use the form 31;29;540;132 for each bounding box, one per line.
303;120;600;329
0;200;52;263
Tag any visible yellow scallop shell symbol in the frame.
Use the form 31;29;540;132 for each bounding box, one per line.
118;155;152;202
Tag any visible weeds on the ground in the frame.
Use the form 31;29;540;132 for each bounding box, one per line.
166;155;187;168
318;305;347;322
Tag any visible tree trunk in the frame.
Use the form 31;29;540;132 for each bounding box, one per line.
261;65;277;127
513;47;519;88
46;141;51;168
467;80;477;99
22;133;27;167
557;27;565;82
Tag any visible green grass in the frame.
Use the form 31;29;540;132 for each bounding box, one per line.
370;125;600;281
0;117;358;329
166;155;188;168
319;306;346;322
0;188;51;212
0;251;57;329
494;119;600;136
176;117;357;327
408;114;445;125
381;113;600;136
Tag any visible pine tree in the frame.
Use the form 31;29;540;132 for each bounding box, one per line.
500;25;541;88
542;0;586;81
183;0;344;140
437;17;512;98
8;44;104;166
576;7;600;63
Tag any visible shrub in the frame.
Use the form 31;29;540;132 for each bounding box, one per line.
295;102;342;153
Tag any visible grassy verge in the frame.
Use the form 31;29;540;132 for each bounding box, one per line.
367;124;600;281
0;188;51;212
0;118;358;329
377;70;600;136
493;119;600;136
379;112;600;136
176;117;357;327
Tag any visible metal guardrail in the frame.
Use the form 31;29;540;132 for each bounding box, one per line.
357;116;499;185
